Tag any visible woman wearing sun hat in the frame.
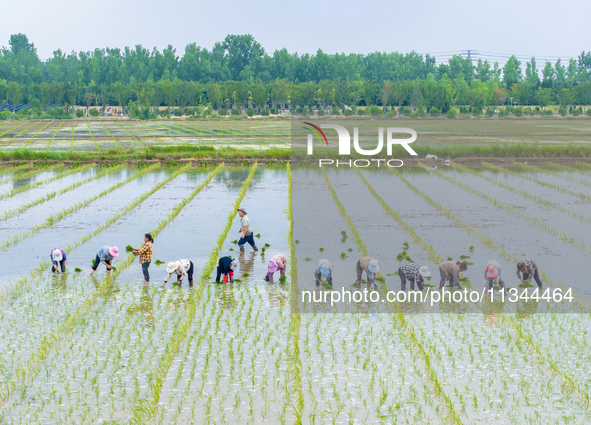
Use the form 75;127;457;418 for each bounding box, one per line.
398;262;430;291
162;259;194;287
90;245;119;275
314;259;333;287
50;247;67;273
355;257;379;287
484;260;505;291
265;253;287;284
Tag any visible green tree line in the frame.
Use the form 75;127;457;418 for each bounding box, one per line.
2;33;591;111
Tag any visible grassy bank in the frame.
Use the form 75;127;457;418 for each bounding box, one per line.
0;142;590;165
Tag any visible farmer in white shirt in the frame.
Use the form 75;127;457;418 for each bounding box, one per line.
237;207;258;252
162;259;194;287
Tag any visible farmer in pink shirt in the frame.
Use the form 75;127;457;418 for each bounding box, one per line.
265;253;287;283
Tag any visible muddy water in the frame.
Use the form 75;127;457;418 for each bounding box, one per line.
0;168;63;194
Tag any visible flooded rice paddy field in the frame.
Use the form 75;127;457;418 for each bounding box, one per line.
2;118;591;152
0;161;591;424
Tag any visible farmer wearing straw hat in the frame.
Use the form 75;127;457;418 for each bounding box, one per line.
162;259;194;287
438;260;468;289
484;260;505;291
265;253;287;284
90;245;119;275
355;257;379;287
237;207;259;252
216;256;237;283
516;259;543;289
398;262;430;291
314;259;333;287
50;247;67;273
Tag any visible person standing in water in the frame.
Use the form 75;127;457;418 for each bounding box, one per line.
237;207;258;252
90;246;119;275
133;233;154;282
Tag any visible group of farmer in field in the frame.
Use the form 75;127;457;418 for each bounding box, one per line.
313;257;543;291
48;205;543;292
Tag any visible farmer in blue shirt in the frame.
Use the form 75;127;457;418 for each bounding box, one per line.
50;247;67;272
90;245;119;275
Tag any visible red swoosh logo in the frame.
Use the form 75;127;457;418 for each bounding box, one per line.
303;122;328;146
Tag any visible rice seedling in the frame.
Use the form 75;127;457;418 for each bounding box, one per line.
319;247;325;252
99;120;126;151
295;240;300;244
242;273;250;277
482;161;591;202
86;121;101;151
255;233;261;238
127;164;255;424
469;245;475;252
452;162;591;227
347;248;353;252
111;121;146;149
0;164;94;208
0;121;27;138
154;259;165;265
0;121;40;148
0;163;162;251
0;164;65;201
125;245;134;252
340;252;347;259
304;257;312;261
419;162;591;255
355;169;444;263
23;120;54;148
45;121;65;151
74;268;82;272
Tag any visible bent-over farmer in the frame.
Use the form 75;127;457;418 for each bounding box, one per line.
90;245;119;275
516;259;543;289
439;260;468;289
50;247;67;273
265;253;287;284
484;260;505;291
163;259;194;287
237;207;258;252
399;262;430;291
314;259;333;287
216;256;237;283
355;257;379;286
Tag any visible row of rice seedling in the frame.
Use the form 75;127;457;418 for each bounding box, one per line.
451;162;591;227
0;164;203;410
23;120;54;148
286;163;304;425
418;162;591;255
0;164;68;200
69;120;76;151
136;121;186;144
482;161;591;202
45;121;65;151
0;165;190;305
0;163;31;176
338;169;591;421
86;121;101;151
517;162;591;190
124;121;169;146
0;121;30;140
128;163;257;424
152;282;290;425
146;167;291;424
99;120;126;151
322;168;463;424
1;166;225;423
1;163;100;221
0;121;42;148
111;121;147;148
407;313;591;423
386;167;591;410
299;313;438;423
0;163;162;251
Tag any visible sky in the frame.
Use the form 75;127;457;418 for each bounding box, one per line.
1;0;590;65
